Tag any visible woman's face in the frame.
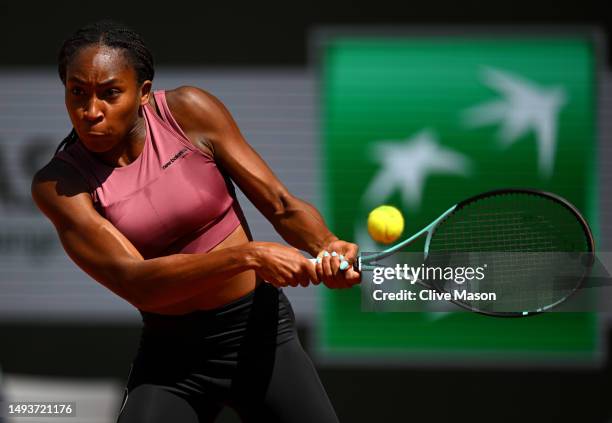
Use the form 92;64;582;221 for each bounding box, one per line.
64;45;151;153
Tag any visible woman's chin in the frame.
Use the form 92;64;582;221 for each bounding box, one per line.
80;136;115;153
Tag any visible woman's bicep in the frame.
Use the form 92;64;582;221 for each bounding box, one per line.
56;218;142;297
31;163;143;301
182;87;292;219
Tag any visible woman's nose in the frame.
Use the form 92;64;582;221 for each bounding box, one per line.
83;98;103;120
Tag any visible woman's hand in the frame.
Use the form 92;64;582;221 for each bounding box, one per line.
249;241;319;288
314;239;361;289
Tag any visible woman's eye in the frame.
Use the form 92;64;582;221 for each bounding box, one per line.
69;87;119;98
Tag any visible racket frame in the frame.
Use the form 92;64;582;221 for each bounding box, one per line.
355;188;595;317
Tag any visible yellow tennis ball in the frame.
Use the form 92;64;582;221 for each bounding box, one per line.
367;205;404;244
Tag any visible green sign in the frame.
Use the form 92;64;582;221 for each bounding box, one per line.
319;34;599;361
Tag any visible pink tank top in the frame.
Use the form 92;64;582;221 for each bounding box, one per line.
55;90;243;259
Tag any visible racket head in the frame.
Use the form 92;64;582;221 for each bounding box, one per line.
425;188;595;317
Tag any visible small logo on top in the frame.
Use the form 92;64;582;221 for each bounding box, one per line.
162;148;188;169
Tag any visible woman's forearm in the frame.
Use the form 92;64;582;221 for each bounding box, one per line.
270;194;339;257
118;194;338;310
119;243;258;311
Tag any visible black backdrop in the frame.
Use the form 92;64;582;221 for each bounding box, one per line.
2;0;609;67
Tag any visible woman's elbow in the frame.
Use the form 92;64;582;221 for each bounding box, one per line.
97;258;151;310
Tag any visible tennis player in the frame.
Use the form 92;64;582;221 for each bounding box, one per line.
31;20;360;423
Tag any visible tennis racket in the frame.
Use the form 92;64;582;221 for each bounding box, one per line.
311;188;595;317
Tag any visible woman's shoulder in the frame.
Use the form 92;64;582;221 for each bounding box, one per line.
33;156;90;194
162;86;219;157
164;85;219;110
163;86;227;126
31;156;93;220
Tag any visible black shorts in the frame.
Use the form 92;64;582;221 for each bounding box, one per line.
116;283;339;422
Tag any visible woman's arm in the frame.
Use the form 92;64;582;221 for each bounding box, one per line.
31;159;319;311
168;86;360;288
167;87;337;256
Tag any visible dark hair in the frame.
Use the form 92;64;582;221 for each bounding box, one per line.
55;19;155;154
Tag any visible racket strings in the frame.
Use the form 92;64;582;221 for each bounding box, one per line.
431;212;565;252
425;193;591;314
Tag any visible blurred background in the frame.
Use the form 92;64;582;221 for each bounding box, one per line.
1;1;610;422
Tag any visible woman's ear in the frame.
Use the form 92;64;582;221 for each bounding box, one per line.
139;80;153;105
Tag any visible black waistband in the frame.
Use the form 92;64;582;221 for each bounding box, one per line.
139;286;258;328
137;283;295;347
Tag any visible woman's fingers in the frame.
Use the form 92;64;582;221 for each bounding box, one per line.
316;250;362;289
260;245;359;289
305;261;319;287
314;257;323;285
321;252;334;285
316;251;343;289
